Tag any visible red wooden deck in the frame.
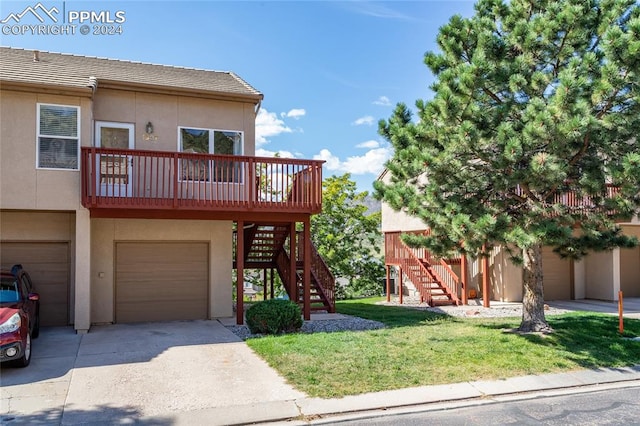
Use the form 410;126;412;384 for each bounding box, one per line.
81;147;323;219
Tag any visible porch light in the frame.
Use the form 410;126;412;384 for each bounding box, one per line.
145;122;154;134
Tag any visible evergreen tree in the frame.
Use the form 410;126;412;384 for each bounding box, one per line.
375;0;640;332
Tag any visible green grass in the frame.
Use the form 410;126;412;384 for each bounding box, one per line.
246;297;640;398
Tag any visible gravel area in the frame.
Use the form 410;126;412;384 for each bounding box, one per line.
378;298;574;318
226;315;385;340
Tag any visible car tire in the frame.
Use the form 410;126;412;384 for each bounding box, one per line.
32;307;40;339
11;332;32;368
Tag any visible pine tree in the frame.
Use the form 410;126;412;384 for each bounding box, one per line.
375;0;640;332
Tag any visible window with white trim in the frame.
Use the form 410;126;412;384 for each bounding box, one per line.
178;127;243;182
37;103;80;170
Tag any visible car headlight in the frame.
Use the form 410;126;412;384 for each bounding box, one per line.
0;313;21;334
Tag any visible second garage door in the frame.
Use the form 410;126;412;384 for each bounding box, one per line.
115;242;209;323
542;246;573;301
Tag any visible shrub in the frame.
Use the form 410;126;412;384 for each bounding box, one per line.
245;299;303;335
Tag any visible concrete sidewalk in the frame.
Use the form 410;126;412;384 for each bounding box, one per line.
173;365;640;425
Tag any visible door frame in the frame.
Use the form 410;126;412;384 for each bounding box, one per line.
94;121;135;197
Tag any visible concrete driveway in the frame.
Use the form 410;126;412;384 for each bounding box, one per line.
1;320;305;425
548;297;640;319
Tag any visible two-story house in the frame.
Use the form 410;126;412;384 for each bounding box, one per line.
0;47;334;333
378;169;640;306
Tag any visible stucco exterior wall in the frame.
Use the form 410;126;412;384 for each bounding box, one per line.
573;259;586;299
90;218;233;324
490;246;523;302
92;89;256;155
0;210;75;240
381;203;427;233
584;250;615;300
620;225;640;297
467;246;523;302
378;171;427;232
0;90;91;211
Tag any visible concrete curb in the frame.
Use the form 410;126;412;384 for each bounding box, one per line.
170;365;640;425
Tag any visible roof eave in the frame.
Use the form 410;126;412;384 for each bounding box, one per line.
0;79;94;97
97;79;264;104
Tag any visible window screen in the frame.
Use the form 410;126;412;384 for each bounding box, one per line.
38;104;79;170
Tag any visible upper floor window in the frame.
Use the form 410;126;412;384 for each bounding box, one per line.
37;103;80;170
178;127;243;182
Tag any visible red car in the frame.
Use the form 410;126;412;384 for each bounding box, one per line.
0;265;40;367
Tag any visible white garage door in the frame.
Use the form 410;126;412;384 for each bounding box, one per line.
542;247;572;301
0;241;70;326
115;242;209;323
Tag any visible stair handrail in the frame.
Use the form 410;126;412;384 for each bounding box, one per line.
389;231;461;305
308;240;335;311
295;232;335;312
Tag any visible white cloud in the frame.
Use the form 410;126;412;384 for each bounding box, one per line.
313;146;391;176
313;149;342;171
284;108;306;119
256;148;295;158
373;96;391;106
256;108;292;146
353;115;375;126
356;140;380;149
343;148;391;174
343;2;421;22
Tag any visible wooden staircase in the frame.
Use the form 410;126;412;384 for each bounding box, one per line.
386;232;461;307
236;223;335;313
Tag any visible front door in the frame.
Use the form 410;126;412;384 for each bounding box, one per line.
95;122;134;196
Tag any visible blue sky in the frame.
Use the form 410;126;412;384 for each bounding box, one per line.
1;0;476;193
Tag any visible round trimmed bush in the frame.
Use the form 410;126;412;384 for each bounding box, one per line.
245;299;303;335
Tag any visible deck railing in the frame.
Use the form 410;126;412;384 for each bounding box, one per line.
515;184;622;215
81;147;323;214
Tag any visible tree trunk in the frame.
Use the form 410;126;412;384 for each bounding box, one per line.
519;243;553;333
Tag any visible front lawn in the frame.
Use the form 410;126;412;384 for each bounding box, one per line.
246;297;640;398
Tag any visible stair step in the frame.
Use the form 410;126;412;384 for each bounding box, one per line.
431;298;457;306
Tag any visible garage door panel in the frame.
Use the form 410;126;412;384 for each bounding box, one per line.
542;247;572;301
117;244;207;263
116;266;207;278
0;242;70;326
117;301;207;323
115;242;209;323
116;282;205;300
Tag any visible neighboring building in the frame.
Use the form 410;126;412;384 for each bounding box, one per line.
378;169;640;305
0;47;334;333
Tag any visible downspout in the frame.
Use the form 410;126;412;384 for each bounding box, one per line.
87;76;98;145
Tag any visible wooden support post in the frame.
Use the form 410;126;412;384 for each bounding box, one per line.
263;269;268;301
399;267;404;304
461;254;468;305
289;222;297;303
386;265;391;302
236;221;244;325
482;244;490;308
303;217;311;321
619;290;624;334
270;267;274;300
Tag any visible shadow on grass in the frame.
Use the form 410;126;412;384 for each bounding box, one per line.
336;301;455;328
478;312;640;369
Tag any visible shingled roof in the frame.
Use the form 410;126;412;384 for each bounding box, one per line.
0;46;263;102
